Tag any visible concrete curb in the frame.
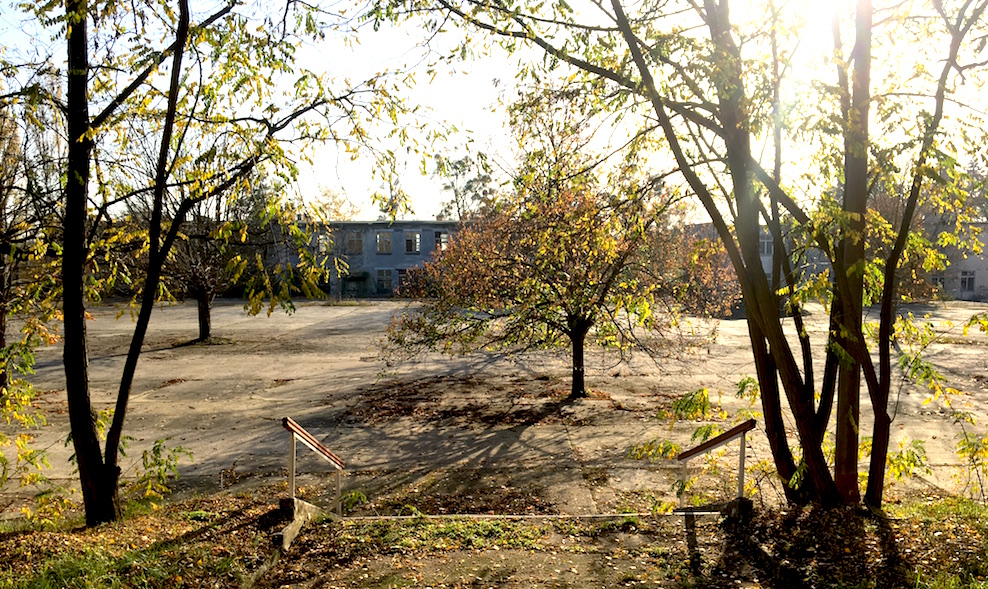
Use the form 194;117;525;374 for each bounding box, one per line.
273;497;327;552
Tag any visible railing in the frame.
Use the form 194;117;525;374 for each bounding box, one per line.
675;419;756;514
283;417;345;516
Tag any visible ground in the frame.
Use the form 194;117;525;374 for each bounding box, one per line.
2;299;988;587
3;483;988;587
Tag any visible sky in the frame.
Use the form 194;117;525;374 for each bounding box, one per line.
296;0;837;221
0;0;893;222
298;0;837;221
290;21;518;220
0;0;517;221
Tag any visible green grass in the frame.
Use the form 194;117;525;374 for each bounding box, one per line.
888;496;988;522
886;497;988;589
913;572;988;589
334;517;546;553
0;545;250;589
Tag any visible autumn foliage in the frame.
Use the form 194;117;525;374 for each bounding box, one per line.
386;182;737;398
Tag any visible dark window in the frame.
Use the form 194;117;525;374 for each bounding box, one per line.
405;231;421;254
961;271;976;292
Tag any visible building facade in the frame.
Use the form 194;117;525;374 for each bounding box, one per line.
310;218;985;301
708;221;987;302
929;221;988;302
324;220;460;297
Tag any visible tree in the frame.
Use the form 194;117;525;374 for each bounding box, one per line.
434;154;495;220
0;92;62;502
387;85;705;398
120;175;320;343
2;0;419;525
649;223;742;320
376;0;988;507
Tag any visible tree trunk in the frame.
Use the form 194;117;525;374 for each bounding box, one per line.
613;0;843;505
749;322;807;503
568;318;590;400
0;265;7;393
834;0;872;504
196;288;212;341
102;0;191;496
709;0;840;506
64;0;118;526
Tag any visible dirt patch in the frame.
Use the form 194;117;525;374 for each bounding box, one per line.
338;374;634;428
351;469;558;516
5;486;986;588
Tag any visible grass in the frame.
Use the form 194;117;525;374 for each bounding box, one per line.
334;517;547;553
2;490;988;588
0;493;282;589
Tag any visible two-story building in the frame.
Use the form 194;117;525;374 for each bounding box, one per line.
323;220;461;297
929;221;988;302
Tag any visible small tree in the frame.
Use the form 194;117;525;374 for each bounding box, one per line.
0;98;62;499
122;178;317;343
387;86;704;398
434;154;495;220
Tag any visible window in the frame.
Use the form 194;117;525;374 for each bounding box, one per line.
317;233;331;255
759;231;774;257
435;231;449;252
346;231;363;254
405;230;421;254
961;271;976;292
397;268;409;290
376;231;391;254
931;273;945;289
376;269;393;293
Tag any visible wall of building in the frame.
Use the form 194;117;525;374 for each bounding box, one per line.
327;221;459;297
933;222;988;302
316;219;986;302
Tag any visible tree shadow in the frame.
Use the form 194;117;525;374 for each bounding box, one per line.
690;505;912;588
287;373;587;516
328;374;577;428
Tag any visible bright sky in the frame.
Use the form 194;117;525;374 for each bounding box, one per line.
291;21;518;220
300;0;839;220
0;0;912;222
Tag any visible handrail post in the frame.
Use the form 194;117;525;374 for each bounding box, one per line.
679;461;688;509
335;470;342;517
737;434;746;499
290;434;297;501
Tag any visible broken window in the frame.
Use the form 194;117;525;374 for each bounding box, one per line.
376;231;391;255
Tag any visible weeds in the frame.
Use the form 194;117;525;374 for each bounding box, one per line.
334;518;546;554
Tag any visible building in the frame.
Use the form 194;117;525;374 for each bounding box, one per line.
308;217;985;302
323;220;460;297
929;221;988;302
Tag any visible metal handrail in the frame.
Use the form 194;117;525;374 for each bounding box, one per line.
282;416;345;516
675;419;756;510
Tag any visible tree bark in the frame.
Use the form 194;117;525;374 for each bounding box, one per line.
196;287;212;341
568;317;590;400
0;259;8;393
834;0;872;504
103;0;191;493
748;322;806;503
64;0;118;526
